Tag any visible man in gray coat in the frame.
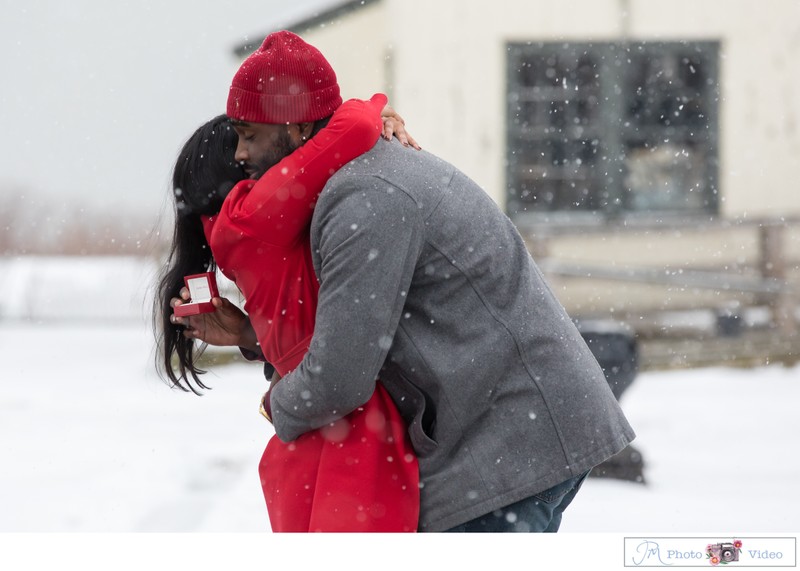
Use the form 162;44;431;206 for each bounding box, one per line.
182;30;635;532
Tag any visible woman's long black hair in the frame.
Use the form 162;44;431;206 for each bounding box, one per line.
154;115;245;394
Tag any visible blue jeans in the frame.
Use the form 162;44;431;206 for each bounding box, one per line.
445;471;590;532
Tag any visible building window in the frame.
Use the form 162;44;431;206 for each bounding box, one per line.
506;41;720;225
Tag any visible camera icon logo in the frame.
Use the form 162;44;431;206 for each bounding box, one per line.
706;540;742;565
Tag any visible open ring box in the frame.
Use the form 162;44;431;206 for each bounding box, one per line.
173;272;219;317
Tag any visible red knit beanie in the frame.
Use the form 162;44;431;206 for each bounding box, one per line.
227;31;342;124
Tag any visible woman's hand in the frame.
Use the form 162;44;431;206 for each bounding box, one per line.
269;368;282;389
381;104;421;150
170;288;259;351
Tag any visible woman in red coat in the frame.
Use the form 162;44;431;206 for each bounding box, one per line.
157;95;419;531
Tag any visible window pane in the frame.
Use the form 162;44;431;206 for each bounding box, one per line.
621;44;718;212
507;43;604;214
623;142;709;211
507;41;719;221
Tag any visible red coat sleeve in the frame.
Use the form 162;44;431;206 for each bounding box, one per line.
220;93;387;248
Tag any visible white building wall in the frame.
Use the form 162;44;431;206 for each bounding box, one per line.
377;0;800;218
273;0;800;315
628;0;800;218
385;0;624;207
296;1;389;101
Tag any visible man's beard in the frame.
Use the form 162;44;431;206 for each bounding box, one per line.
250;130;301;180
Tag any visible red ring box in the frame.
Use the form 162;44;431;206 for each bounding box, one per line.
173;272;219;317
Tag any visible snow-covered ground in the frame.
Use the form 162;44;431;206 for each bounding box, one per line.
0;256;798;569
2;319;798;534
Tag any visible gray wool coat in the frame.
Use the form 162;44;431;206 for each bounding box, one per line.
269;137;636;532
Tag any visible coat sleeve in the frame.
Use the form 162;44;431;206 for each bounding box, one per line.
226;94;387;248
268;165;424;442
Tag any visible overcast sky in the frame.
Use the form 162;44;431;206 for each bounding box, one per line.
0;0;330;218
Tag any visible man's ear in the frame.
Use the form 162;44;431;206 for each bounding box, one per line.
298;122;314;141
287;122;315;144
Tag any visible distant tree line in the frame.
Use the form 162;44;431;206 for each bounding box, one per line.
0;185;169;257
